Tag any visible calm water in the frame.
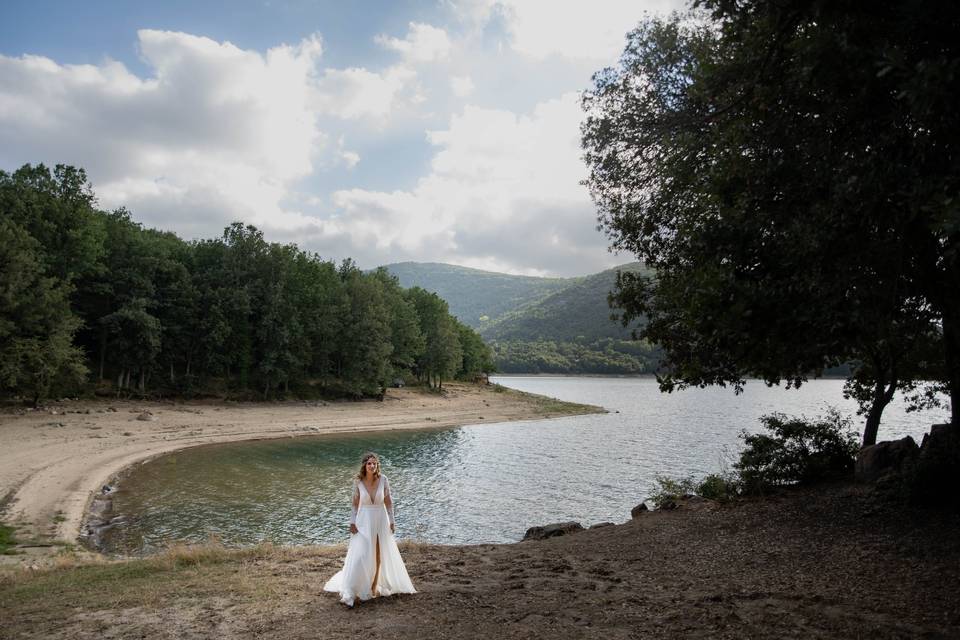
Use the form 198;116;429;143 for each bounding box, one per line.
102;377;947;554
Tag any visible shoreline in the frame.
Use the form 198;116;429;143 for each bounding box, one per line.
0;383;602;563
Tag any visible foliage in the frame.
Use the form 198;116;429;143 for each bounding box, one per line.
581;2;959;444
695;473;739;503
389;262;659;376
493;338;658;375
647;472;739;508
0;164;485;402
0;218;87;405
647;475;699;508
735;411;860;494
481;263;651;342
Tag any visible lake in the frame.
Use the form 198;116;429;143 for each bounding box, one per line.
100;376;947;554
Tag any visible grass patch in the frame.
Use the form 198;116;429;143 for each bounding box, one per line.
0;524;18;554
0;540;340;623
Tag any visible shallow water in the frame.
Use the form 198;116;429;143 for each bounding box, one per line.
101;376;947;554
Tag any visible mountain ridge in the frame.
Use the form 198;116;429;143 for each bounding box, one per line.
381;261;660;374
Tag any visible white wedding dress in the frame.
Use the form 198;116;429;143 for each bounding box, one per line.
323;475;416;606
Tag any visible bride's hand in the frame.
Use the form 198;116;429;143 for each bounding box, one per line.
390;523;395;533
350;524;358;534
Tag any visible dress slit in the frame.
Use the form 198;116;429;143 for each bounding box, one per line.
371;535;381;594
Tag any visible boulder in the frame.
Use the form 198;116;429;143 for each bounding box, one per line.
855;436;919;483
136;412;155;421
522;521;584;541
589;522;615;529
631;503;649;518
911;423;960;505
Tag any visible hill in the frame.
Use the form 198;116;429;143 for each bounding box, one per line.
383;262;567;329
381;262;660;374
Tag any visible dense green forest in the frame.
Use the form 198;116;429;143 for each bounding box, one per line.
386;262;659;374
0;164;493;404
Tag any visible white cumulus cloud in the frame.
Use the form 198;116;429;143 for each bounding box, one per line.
376;22;453;63
323;92;618;275
0;29;329;238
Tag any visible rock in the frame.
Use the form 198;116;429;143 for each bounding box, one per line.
136;412;155;421
659;500;678;511
911;423;960;505
631;503;649;518
855;436;919;483
522;521;584;541
590;522;615;529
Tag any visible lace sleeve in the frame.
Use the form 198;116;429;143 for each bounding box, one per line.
383;476;395;526
349;480;359;525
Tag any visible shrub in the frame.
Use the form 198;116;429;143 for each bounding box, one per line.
735;409;860;494
696;472;740;502
647;475;698;508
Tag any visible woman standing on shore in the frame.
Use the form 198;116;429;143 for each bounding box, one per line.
324;452;416;607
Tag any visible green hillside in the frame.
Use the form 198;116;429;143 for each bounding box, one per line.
381;261;660;375
384;262;567;329
480;263;650;342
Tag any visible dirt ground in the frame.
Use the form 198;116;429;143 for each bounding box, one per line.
1;481;957;639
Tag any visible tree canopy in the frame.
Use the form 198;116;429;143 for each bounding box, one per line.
581;0;959;444
0;163;494;404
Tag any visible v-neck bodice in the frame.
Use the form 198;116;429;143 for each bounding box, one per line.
358;476;383;506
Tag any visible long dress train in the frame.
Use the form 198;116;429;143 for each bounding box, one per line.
323;475;416;606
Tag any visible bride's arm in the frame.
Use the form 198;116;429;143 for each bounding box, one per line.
349;481;359;534
383;476;396;532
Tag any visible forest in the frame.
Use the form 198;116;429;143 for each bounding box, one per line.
0;163;494;404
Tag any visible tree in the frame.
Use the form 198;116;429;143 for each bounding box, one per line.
0;218;87;404
0;164;104;284
371;268;425;379
581;1;959;445
407;287;462;390
336;264;393;395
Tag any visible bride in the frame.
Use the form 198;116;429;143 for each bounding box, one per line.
324;452;416;606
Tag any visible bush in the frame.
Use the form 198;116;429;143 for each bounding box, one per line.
735;409;860;494
696;472;740;502
647;475;698;508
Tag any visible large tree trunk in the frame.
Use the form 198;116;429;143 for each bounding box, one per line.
862;363;898;447
943;307;960;428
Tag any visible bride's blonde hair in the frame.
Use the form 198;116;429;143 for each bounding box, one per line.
356;452;381;480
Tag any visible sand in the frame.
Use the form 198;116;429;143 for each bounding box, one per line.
0;383;595;554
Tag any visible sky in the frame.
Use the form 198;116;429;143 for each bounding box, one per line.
0;0;686;277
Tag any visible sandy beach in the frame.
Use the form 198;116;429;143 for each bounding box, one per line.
0;383;597;556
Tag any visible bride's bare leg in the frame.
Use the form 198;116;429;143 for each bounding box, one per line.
371;535;381;596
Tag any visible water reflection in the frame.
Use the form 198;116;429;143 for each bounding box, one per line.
103;377;947;555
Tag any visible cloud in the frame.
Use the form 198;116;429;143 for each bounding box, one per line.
375;23;452;63
450;75;475;97
453;0;687;61
312;65;417;121
0;29;328;238
322;92;620;276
